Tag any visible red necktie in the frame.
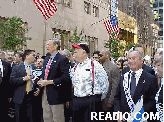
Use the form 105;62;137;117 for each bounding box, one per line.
45;57;52;80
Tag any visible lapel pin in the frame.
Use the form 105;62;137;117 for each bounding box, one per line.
143;80;145;84
54;60;56;63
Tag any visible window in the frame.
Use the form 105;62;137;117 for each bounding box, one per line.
153;3;158;8
84;1;91;15
158;31;163;36
54;0;72;8
159;9;163;14
93;5;99;17
88;37;98;56
52;28;71;50
159;24;163;28
159;2;163;7
159;16;163;21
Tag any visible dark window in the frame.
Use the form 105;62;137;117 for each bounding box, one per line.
159;9;163;14
153;3;158;8
84;1;91;15
159;2;163;7
159;24;163;28
93;5;99;17
159;16;163;21
158;31;163;36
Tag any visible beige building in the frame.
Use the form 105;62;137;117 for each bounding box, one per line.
0;0;112;56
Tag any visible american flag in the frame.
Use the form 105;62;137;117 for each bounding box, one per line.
104;15;120;39
33;0;57;20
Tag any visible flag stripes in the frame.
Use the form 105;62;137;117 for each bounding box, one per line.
104;15;120;39
33;0;57;20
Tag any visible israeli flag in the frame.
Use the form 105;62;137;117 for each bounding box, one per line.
129;96;145;122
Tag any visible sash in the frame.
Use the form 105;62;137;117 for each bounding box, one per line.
123;72;145;122
155;78;163;122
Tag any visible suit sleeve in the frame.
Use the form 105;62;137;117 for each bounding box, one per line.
108;66;120;104
114;76;122;112
10;66;25;86
6;63;12;98
53;57;70;84
143;76;158;112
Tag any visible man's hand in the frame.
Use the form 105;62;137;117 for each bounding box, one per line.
37;79;47;87
66;101;69;108
8;98;12;103
34;88;40;96
23;75;31;81
37;79;54;87
107;103;113;107
32;76;39;83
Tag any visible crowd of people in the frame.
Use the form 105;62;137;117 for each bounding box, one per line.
0;38;163;122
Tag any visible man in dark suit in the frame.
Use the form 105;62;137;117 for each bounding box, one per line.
10;49;37;122
122;44;155;76
114;50;158;122
100;51;120;122
0;49;12;121
37;38;71;122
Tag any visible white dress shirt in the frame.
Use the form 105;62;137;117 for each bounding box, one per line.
70;58;109;99
129;68;143;87
0;59;3;77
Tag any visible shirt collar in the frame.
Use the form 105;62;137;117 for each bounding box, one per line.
78;57;89;66
130;68;143;78
24;62;32;67
50;52;58;60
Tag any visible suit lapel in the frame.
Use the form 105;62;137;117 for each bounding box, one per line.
20;63;26;76
133;72;145;103
49;53;59;71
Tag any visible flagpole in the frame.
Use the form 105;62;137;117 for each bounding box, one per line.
43;20;46;56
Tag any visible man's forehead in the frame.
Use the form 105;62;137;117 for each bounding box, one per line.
47;40;53;44
8;52;14;54
135;47;144;52
93;54;99;57
74;48;82;52
30;51;35;54
128;52;139;57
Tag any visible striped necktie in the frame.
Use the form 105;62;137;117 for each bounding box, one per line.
45;57;52;80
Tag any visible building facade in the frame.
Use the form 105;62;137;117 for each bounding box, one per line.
117;0;156;56
0;0;112;56
153;0;163;48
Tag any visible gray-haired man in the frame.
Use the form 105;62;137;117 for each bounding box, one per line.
38;39;71;122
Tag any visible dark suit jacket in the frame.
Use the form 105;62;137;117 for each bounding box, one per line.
114;70;158;114
0;60;11;102
40;52;71;105
102;60;120;111
10;63;37;104
122;64;155;76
